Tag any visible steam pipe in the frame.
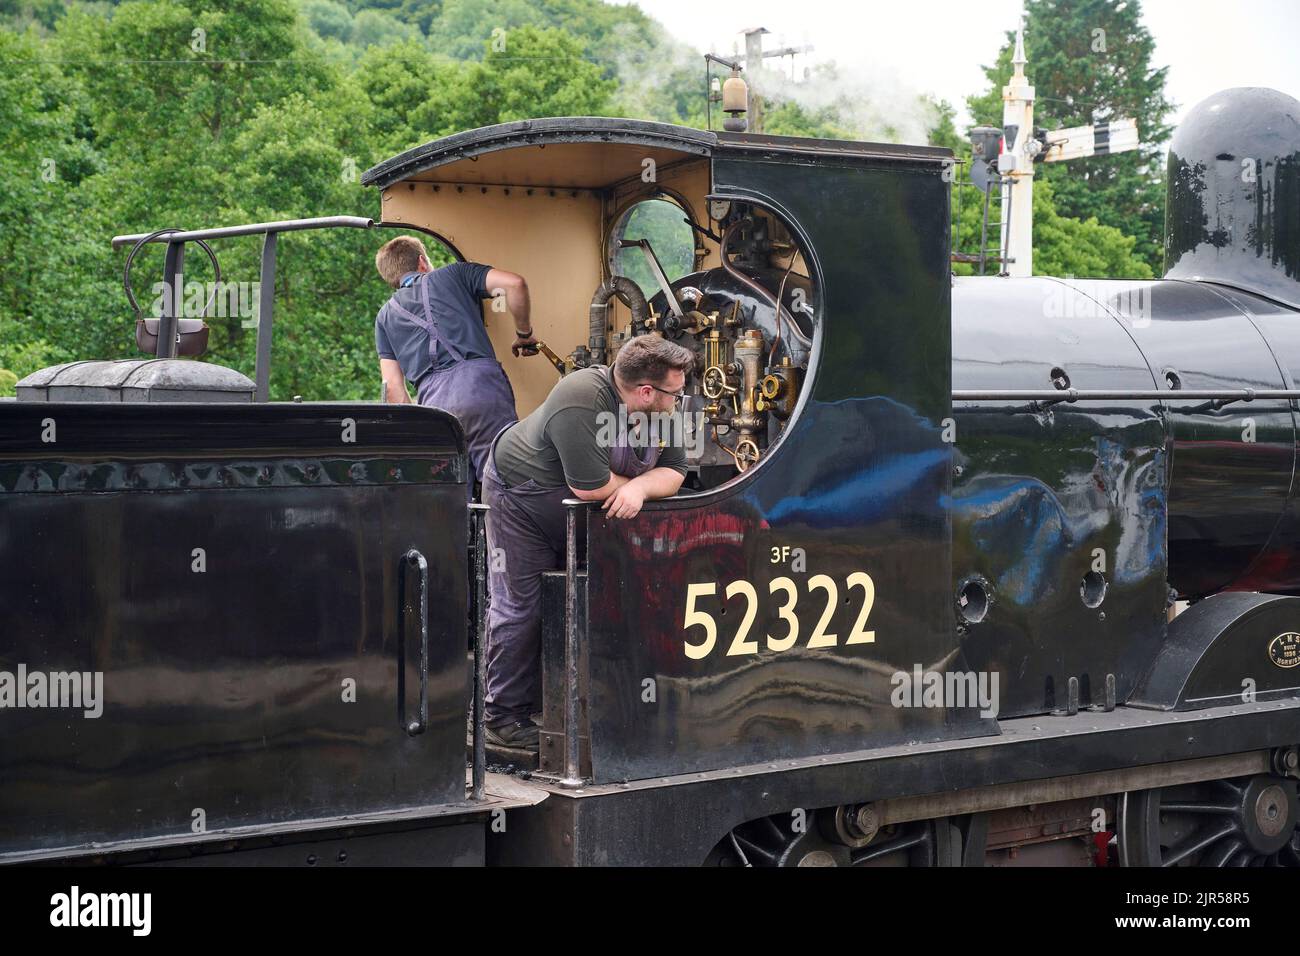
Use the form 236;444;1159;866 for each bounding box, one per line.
589;276;649;365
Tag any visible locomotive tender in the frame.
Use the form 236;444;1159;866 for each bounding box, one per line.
2;87;1299;867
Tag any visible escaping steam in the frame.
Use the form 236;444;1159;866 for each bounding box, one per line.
606;16;945;144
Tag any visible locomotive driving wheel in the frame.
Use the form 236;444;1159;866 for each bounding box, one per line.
704;809;969;867
1117;774;1300;867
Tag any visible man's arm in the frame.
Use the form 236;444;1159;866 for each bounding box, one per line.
569;472;630;502
380;358;411;404
484;267;537;355
601;467;686;519
375;317;410;404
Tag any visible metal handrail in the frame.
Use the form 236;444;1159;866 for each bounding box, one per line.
468;502;490;801
110;217;377;401
955;389;1300;401
559;498;596;789
954;388;1300;411
109;216;374;249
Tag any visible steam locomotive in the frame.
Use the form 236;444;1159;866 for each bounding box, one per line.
2;87;1298;867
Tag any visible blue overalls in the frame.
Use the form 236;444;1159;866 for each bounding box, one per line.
481;368;662;726
381;271;518;486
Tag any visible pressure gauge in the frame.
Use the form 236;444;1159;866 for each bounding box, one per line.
709;199;732;222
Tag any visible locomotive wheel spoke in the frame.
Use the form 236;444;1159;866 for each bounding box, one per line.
1211;778;1245;796
1282;836;1300;866
733;831;778;865
1162;821;1238;867
1160;801;1235;814
759;815;787;843
1200;837;1244;868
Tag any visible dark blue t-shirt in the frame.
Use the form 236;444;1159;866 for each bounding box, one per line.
375;261;494;384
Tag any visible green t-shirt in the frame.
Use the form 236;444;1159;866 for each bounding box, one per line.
493;366;688;490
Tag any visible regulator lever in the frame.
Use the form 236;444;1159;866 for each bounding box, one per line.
618;238;685;318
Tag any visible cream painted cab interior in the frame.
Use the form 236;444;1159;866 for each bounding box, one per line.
378;138;814;490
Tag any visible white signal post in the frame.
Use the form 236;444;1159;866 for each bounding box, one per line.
993;27;1139;278
1000;27;1036;277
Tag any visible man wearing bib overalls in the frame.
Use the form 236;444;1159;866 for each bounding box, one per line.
483;335;696;750
373;236;535;486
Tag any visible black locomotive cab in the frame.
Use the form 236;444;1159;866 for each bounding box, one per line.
4;99;1299;869
363;119;973;784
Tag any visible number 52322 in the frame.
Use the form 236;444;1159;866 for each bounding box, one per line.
682;572;876;660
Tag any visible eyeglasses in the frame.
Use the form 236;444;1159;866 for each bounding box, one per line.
640;383;687;405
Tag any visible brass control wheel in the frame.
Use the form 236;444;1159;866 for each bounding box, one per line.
734;437;761;472
702;365;732;399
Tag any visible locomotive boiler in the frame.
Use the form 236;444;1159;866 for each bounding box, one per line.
1;88;1298;868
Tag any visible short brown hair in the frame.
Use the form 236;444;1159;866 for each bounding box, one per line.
375;236;428;288
613;335;695;387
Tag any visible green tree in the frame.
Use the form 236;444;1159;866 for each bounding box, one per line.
301;0;352;41
354;37;450;154
220;88;382;400
926;96;961;151
2;0;1165;403
410;25;615;133
1029;177;1153;277
351;7;417;47
967;0;1173;272
951;175;1152;278
0;26;109;383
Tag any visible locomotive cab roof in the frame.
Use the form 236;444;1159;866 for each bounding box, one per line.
361;117;950;417
360;116;950;191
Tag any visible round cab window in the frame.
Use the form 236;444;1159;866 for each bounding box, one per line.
611;199;696;293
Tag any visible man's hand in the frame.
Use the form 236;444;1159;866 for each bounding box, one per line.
511;332;540;357
602;480;647;519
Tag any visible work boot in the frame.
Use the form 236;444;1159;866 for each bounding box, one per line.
486;717;540;750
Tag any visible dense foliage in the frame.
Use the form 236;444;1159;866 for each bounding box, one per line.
966;0;1172;274
0;0;1166;397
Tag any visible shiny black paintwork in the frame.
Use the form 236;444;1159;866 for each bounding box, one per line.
950;277;1168;718
1065;278;1297;598
1205;284;1300;592
1131;592;1300;711
582;141;996;783
1165;87;1300;310
950;273;1300;714
0;402;471;860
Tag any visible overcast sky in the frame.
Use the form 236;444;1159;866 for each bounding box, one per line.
625;0;1300;134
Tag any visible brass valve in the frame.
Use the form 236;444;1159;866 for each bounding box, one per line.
759;356;803;421
702;364;737;399
734;437;761;471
